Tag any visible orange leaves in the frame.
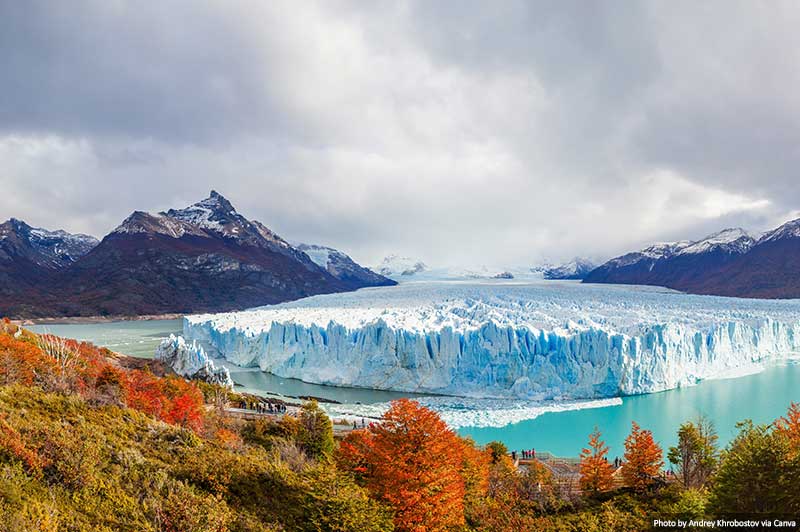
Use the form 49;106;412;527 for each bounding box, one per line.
336;399;473;532
579;427;616;495
161;377;205;432
214;428;243;451
0;333;54;386
776;402;800;455
127;370;167;418
127;372;205;432
0;414;47;475
622;421;663;492
0;327;206;433
776;402;800;441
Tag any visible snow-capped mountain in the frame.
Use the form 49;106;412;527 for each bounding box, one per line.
676;228;756;256
759;218;800;244
543;258;596;280
0;218;98;270
584;221;800;298
0;192;393;318
373;259;536;282
0;219;99;314
692;218;800;299
594;241;692;271
294;243;396;288
374;255;428;278
112;211;207;239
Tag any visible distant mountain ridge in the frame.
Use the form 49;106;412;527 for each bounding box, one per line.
0;191;394;318
584;222;800;298
295;243;396;288
1;218;98;271
374;255;428;277
543;258;596;280
1;219;98;308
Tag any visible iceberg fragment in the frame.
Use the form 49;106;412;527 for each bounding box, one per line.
155;334;233;388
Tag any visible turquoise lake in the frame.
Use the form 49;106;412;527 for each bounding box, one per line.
29;319;800;458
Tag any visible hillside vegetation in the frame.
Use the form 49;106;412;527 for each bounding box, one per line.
0;319;798;531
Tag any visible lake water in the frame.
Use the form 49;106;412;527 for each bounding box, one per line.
29;320;183;358
29;319;800;458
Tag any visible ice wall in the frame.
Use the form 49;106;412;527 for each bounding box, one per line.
182;282;800;400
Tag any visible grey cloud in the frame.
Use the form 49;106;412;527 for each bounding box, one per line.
1;1;798;267
0;1;298;144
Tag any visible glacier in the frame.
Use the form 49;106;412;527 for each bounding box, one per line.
155;334;233;388
183;280;800;400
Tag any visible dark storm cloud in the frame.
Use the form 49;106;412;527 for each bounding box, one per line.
1;1;798;266
0;1;297;143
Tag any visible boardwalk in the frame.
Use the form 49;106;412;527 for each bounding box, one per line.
515;451;626;496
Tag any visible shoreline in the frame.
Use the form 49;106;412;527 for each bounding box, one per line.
14;313;185;326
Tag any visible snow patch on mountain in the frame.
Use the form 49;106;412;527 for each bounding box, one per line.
677;228;755;255
1;218;98;269
113;212;206;239
296;244;332;269
759;218;800;243
543;258;596;280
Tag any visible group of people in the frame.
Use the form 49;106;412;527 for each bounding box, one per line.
240;400;288;414
510;449;537;461
522;448;536;460
351;418;367;429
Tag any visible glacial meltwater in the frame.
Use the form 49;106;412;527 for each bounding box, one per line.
30;316;800;458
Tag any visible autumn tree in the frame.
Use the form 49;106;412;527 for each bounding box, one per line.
775;402;800;453
460;438;491;526
622;422;663;492
668;416;718;489
579;427;616;496
336;398;470;532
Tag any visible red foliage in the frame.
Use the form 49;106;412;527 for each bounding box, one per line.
0;334;54;385
127;370;167;418
161;376;205;432
0;326;206;433
337;399;470;532
127;372;205;432
0;415;47;475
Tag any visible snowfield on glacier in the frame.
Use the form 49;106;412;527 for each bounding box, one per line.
183;279;800;401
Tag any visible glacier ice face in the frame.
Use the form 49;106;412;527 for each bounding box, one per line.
155;334;233;388
183;280;800;400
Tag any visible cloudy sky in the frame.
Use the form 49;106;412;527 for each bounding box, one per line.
2;1;799;267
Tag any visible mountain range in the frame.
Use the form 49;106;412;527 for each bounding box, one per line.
542;258;597;280
0;191;394;318
583;222;800;298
